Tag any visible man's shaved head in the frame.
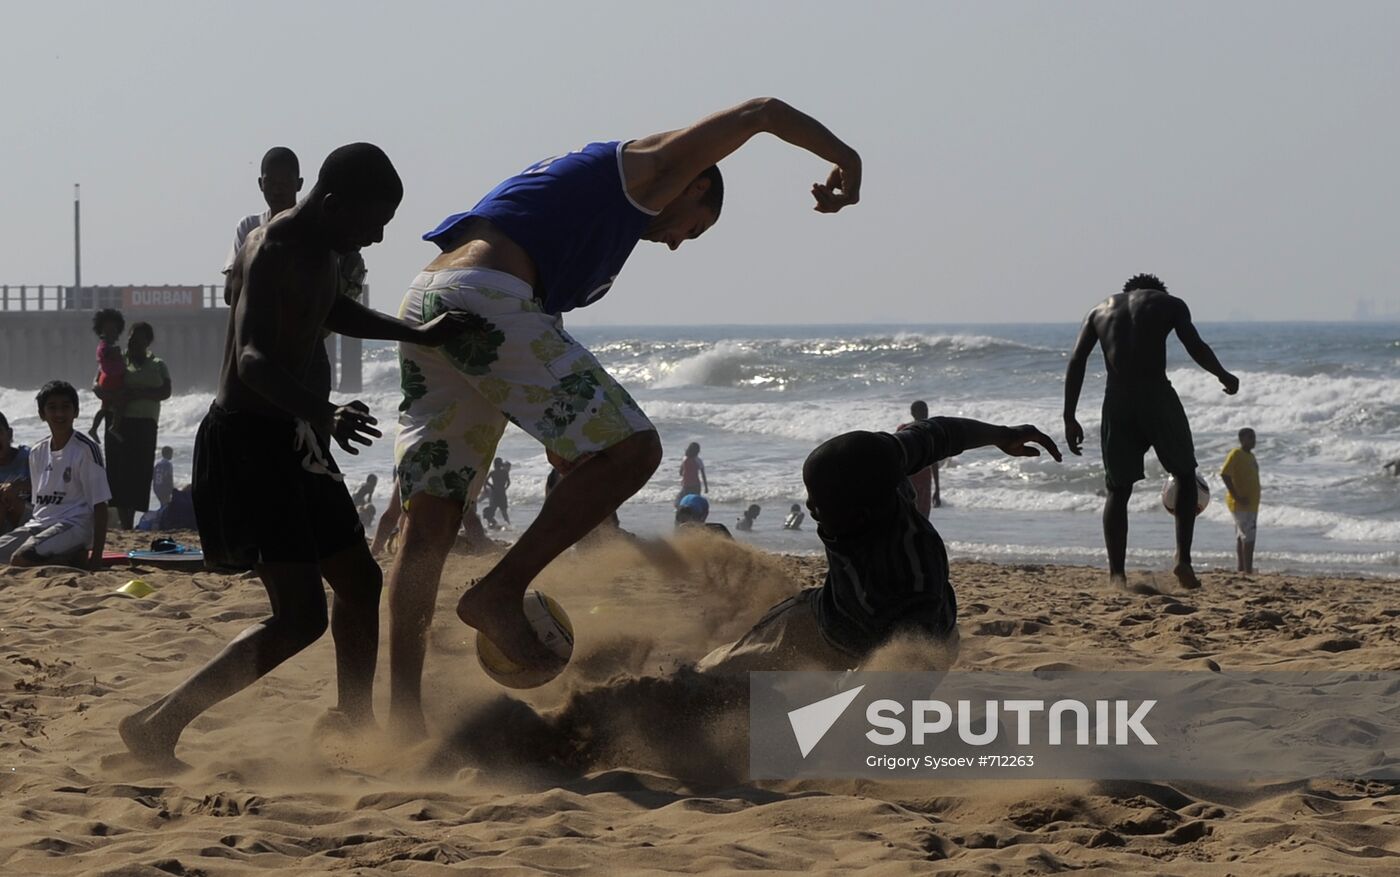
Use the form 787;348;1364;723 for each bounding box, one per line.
317;142;403;206
261;146;299;176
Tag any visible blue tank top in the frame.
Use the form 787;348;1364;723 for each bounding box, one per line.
423;141;657;315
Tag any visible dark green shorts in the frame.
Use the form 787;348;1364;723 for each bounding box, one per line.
1100;382;1197;490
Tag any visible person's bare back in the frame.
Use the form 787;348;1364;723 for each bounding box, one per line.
1087;289;1187;387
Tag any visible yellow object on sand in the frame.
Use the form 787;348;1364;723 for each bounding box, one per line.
116;579;155;598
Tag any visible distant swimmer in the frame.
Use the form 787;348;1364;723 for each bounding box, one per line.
120;145;471;765
699;416;1061;673
1385;458;1400;476
675;493;732;539
783;503;805;530
1220;428;1260;574
1063;273;1239;593
386;97;861;740
736;503;761;532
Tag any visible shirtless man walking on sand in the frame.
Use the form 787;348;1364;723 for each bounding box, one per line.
388;97;861;739
1063;273;1239;592
120;144;469;764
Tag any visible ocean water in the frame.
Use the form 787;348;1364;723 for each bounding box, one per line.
3;322;1397;576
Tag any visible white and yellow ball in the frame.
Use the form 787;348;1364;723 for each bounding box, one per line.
475;590;574;689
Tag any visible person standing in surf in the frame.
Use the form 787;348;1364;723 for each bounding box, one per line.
1063;273;1239;592
388;97;861;739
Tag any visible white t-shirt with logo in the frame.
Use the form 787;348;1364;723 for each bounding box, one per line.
28;432;112;528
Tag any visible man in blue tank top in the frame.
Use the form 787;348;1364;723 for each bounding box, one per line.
388;97;861;739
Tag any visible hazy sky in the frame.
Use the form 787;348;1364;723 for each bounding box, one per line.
3;1;1397;325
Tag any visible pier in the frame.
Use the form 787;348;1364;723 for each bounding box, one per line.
0;284;363;392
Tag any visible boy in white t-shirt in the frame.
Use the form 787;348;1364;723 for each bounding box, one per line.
0;381;111;569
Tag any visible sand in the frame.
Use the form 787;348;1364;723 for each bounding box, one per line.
2;529;1398;876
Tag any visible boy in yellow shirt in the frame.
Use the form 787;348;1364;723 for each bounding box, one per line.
1220;428;1260;573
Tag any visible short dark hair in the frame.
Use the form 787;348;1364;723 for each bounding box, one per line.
910;400;929;419
36;380;79;413
261;146;300;176
92;308;125;335
698;165;723;215
161;445;174;457
1123;273;1167;294
1239;427;1255;440
317;142;402;205
130;321;154;343
0;411;9;432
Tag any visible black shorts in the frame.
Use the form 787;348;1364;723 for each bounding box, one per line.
1100;381;1197;490
192;404;364;570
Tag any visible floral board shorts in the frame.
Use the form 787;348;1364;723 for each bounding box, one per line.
395;268;655;508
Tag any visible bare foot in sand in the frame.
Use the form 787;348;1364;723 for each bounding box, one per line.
1112;573;1160;596
1173;561;1202;590
388;706;430;745
456;577;566;671
118;706;185;769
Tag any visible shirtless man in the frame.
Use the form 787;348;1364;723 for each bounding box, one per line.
120;144;468;764
389;97;860;738
1063;273;1239;592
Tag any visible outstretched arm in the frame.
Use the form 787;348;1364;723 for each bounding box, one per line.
626;97;861;213
1063;312;1099;455
897;417;1062;475
324;294;471;346
1173;301;1239;394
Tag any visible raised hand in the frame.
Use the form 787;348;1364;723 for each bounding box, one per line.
811;159;861;213
1220;372;1240;395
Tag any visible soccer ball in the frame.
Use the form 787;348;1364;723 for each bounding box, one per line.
475;590;574;689
1161;472;1211;515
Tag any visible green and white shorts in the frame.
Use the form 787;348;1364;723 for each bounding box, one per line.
394;268;654;508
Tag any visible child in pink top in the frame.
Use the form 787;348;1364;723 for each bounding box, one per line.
676;441;708;507
90;309;126;441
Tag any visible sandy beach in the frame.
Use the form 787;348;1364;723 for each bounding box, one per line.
2;529;1397;876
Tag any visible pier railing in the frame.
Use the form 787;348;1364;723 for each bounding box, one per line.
0;284;228;312
0;283;362;392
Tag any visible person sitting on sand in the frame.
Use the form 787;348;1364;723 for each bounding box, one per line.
783;503;805;530
0;411;32;535
675;492;732;539
0;381;110;569
119;144;472;765
698;416;1061;673
1063;273;1239;592
1220;427;1260;574
736;503;760;532
352;473;378;530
